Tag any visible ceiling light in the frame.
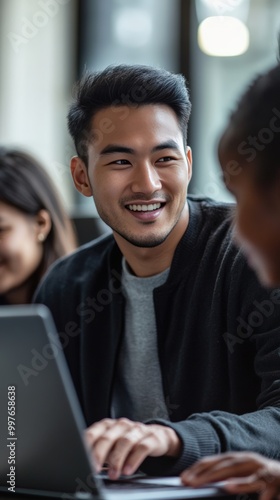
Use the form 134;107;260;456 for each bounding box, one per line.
198;16;249;56
195;0;250;57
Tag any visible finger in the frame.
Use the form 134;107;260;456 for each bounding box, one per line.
224;475;266;493
260;485;280;500
109;423;181;478
86;418;115;445
106;424;147;479
186;452;265;475
181;454;265;486
118;432;165;478
182;455;228;479
182;465;245;486
181;459;233;485
182;461;252;485
181;453;245;480
92;419;134;472
85;419;116;470
225;466;280;497
258;463;280;483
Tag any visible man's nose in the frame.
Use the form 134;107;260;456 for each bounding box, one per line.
131;162;162;194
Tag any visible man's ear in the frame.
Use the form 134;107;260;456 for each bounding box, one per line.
70;156;93;197
186;146;193;183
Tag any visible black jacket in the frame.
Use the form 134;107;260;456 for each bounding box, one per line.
34;196;280;475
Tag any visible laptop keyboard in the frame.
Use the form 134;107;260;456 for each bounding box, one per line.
103;479;183;490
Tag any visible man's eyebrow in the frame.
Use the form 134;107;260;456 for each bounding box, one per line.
100;145;135;155
100;140;181;156
152;140;181;153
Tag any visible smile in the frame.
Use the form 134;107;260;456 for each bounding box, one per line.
127;203;163;212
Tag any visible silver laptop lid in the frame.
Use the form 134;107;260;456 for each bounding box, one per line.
0;304;101;497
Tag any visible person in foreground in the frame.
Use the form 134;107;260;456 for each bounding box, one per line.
0;148;76;305
181;61;280;498
34;64;280;479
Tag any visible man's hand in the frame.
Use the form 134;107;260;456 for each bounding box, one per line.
181;452;280;500
85;418;181;479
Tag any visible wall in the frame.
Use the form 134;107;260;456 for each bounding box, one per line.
0;0;77;208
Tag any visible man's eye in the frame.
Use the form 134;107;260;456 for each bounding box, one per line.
157;156;174;163
114;159;130;165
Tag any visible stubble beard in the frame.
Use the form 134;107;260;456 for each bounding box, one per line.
96;206;185;249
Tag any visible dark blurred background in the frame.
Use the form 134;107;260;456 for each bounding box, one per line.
0;0;279;243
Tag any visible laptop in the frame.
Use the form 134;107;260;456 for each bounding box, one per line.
0;305;225;499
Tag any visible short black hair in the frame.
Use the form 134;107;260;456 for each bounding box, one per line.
67;64;191;164
219;60;280;186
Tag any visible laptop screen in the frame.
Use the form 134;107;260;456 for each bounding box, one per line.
0;304;100;496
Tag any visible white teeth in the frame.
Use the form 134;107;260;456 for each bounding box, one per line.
128;203;161;212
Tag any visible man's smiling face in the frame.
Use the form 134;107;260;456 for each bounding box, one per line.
72;104;192;249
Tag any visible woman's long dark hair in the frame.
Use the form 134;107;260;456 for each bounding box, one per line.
0;148;77;297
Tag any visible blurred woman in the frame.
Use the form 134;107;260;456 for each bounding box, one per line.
181;61;280;499
0;148;77;305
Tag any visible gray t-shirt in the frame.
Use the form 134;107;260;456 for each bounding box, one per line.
111;258;170;422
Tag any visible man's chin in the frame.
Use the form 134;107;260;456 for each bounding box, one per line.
114;230;170;248
124;236;168;249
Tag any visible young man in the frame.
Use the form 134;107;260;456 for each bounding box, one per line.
35;64;280;479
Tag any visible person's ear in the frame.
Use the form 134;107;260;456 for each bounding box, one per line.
186;146;193;183
70;156;93;197
35;209;52;243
